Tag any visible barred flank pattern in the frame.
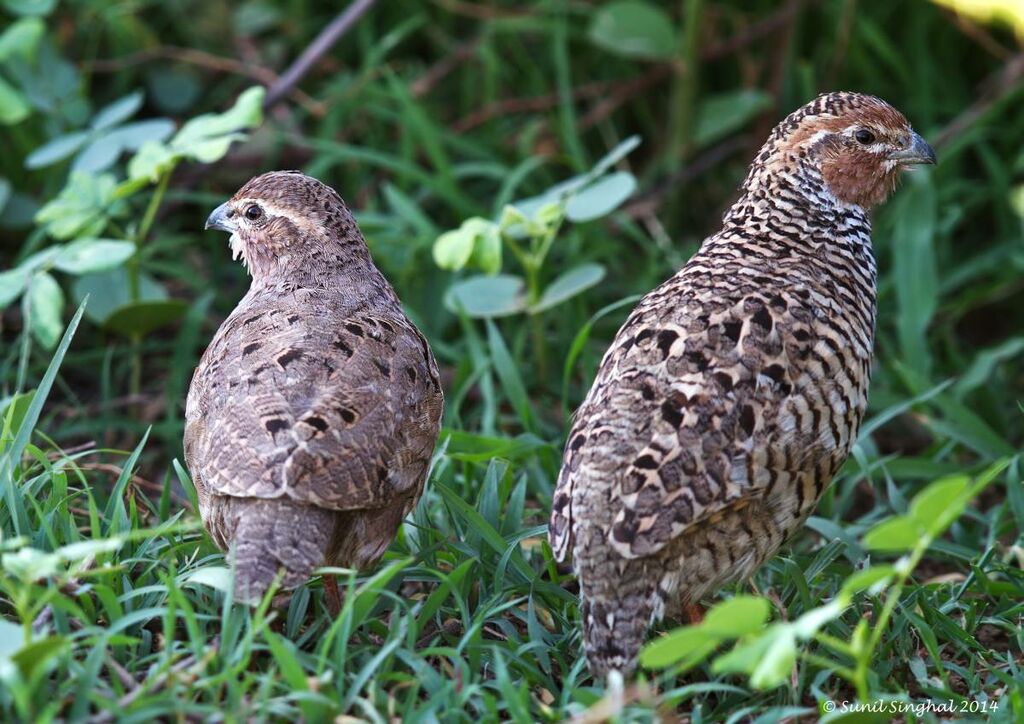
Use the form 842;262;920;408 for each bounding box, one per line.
550;92;927;677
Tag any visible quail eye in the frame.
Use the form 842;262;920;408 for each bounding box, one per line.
854;129;875;145
245;205;263;220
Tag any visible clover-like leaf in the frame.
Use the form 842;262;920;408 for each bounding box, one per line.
171;85;265;163
0;16;44;62
53;238;135;275
35;172;121;239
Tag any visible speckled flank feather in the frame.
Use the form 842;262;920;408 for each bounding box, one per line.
185;171;443;603
550;93;932;677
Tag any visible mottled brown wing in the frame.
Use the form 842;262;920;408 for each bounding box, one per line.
186;306;441;512
553;266;838;561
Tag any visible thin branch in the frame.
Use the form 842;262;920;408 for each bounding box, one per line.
84;46;325;117
263;0;379;109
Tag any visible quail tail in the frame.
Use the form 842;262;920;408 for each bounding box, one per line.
580;579;656;679
229;498;338;604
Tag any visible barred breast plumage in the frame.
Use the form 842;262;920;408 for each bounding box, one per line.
550;92;936;677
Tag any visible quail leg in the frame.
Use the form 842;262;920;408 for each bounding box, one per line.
683;602;705;625
324;574;343;617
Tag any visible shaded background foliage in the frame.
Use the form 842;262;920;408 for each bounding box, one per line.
1;0;1023;721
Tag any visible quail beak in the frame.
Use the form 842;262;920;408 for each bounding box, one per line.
205;202;237;233
888;132;937;166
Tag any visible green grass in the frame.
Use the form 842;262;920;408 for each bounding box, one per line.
2;0;1024;721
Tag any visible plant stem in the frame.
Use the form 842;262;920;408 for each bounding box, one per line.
131;169;172;302
668;0;704;165
853;544;927;700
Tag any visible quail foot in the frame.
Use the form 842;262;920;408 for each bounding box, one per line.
186;171;443;613
549;92;936;677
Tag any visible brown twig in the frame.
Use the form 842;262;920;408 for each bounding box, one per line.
87;641;218;724
84;46;324;117
411;36;484;98
263;0;379;110
931;52;1024;149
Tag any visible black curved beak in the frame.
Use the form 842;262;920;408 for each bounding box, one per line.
889;132;936;165
205;202;236;233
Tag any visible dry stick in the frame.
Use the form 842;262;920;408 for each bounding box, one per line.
931;52;1024;150
410;35;484;98
263;0;380;110
84;47;324;117
86;643;217;724
451;1;806;135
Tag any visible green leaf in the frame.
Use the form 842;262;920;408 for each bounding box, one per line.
433;229;476;271
702;595;771;637
0;177;9;212
74;120;175;174
694;90;773;149
24;130;89;169
862;515;920;552
891;174;938;377
26;271;64;348
53;238;135;275
0;75;30;125
445;274;527;318
90;91;143;131
470;222;502;275
839;565;896;598
588;0;677;60
72;267;167;323
35;172;120;240
127;140;177;182
909;475;969;535
486;320;534;430
565;172;637;222
0;17;44;61
0;266;31;308
2;0;57;16
171;85;264;163
531;263;605;313
10;636;67;680
1;546;59;581
640;626;718;669
103;299;190;337
0;619;24;661
184;566;232;594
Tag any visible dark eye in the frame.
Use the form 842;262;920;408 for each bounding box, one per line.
854;129;875;145
245;205;263;220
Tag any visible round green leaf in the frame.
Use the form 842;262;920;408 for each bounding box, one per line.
445;275;527;318
53;238;135;275
72;267;168;323
433;229;476;271
103;298;190;336
588;0;677;60
565;172;637;222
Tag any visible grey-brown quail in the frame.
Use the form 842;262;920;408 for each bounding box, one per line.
186;171;443;607
549;92;936;677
